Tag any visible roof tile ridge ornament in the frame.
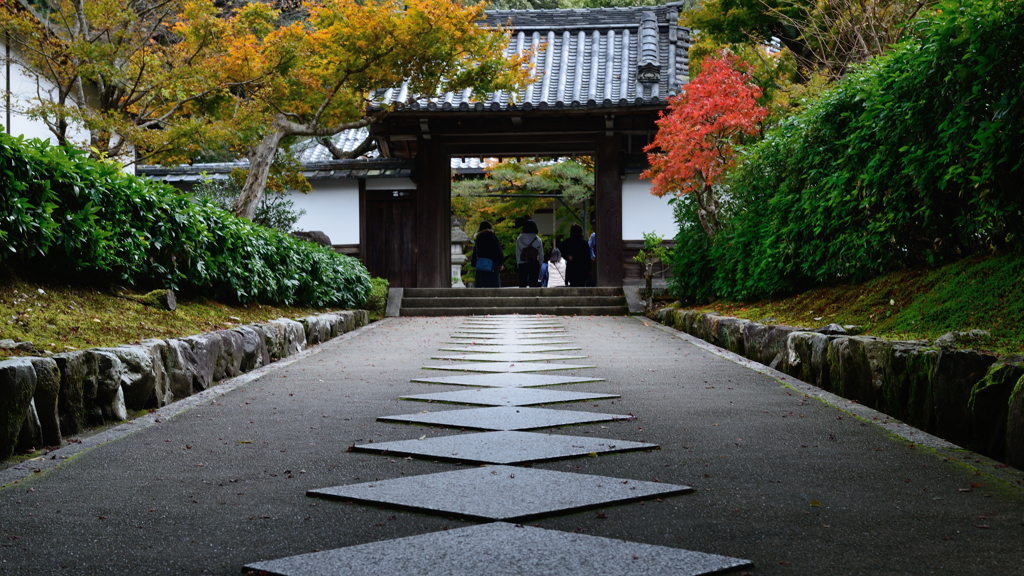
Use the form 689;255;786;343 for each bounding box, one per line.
637;10;660;93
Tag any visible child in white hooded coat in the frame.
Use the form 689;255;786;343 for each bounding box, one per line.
547;248;567;288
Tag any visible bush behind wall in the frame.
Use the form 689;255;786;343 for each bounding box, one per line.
0;132;370;308
670;0;1024;302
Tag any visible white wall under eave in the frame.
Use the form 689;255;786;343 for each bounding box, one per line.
287;179;360;245
621;174;678;241
2;37;89;146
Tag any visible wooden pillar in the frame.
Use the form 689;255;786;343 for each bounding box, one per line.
415;137;450;287
358;178;366;264
595;134;623;286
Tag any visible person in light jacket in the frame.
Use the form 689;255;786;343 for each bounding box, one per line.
470;221;504;288
515;219;544;288
546;247;567;288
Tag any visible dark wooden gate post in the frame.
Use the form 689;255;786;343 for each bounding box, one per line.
415;137;451;287
595;134;623;286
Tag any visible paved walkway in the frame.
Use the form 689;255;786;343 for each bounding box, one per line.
2;316;1023;574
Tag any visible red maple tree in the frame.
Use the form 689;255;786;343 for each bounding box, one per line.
642;53;768;238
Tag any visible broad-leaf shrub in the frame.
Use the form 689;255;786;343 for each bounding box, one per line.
672;0;1024;302
0;132;370;307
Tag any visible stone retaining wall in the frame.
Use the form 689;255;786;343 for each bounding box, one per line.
657;308;1024;468
0;311;368;461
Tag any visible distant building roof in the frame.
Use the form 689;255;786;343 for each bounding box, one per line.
138;155;414;182
140;128;496;181
378;2;690;113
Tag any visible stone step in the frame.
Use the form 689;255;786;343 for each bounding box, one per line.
401;296;626;308
400;306;630;317
404;287;623;298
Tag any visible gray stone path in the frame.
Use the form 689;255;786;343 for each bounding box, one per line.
2;315;1023;575
270;315;742;575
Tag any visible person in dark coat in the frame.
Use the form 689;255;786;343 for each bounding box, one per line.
558;223;592;287
470;221;504;288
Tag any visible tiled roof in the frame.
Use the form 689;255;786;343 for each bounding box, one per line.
378;2;690;112
140;128;501;179
138;156;415;182
292;129;380;163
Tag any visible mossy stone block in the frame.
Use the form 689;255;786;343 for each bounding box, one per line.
968;361;1024;460
1005;375;1024;469
714;317;750;357
0;359;37;460
233;325;269;373
784;332;840;389
881;346;939;429
101;342;168;411
30;358;62;446
164;338;202;399
828;336;890;408
214;330;244;381
931;350;997;446
138;289;176;311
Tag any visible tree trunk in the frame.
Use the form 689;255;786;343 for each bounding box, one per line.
693;181;719;239
644;257;654;311
234;127;286;220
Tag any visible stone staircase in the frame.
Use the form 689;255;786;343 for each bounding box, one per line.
392;287;630;317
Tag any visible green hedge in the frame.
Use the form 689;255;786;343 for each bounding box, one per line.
0;132;371;308
672;0;1024;302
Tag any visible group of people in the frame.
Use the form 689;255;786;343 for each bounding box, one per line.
470;219;593;288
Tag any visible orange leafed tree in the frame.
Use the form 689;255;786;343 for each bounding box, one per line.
642;53;768;238
184;0;531;220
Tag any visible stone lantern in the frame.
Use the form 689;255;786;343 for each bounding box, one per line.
451;221;471;288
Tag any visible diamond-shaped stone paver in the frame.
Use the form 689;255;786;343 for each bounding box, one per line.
454;328;566;335
399;387;618;406
307;465;692;522
430;352;588;362
353;430;655;464
444;338;577;346
462;319;562;325
438;344;583;353
449;333;570;340
410;373;605;388
377;406;630;430
244;523;751;576
422;362;595;373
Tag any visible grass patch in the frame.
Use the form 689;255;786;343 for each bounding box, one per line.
685;252;1024;357
0;271;344;361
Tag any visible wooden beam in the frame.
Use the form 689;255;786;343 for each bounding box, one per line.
595;134;624;287
414;137;451;287
358;178;367;269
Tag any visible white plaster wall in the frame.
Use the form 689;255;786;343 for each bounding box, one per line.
2;37;88;145
287;180;360;245
621;174;678;240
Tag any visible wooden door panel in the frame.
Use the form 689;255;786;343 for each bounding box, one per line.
364;193;417;287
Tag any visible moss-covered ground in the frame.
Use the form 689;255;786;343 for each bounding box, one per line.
684;252;1024;357
0;272;338;361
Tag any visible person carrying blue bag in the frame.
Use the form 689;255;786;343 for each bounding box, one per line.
470;221;504;288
